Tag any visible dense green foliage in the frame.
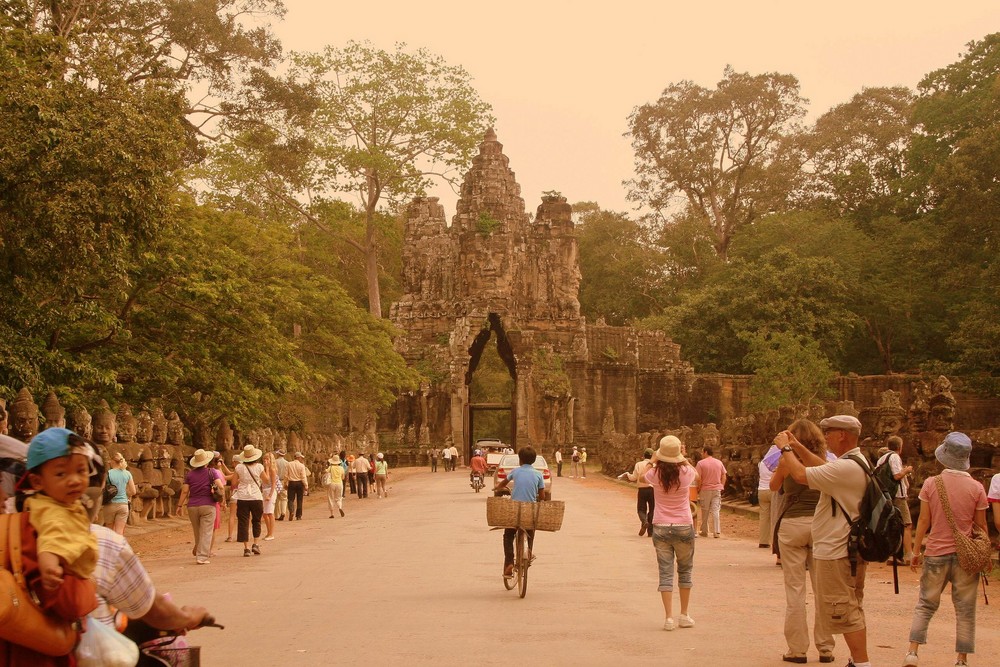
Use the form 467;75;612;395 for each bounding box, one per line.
580;36;1000;399
0;4;448;429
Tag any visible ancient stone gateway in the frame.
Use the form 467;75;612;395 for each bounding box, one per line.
387;130;695;458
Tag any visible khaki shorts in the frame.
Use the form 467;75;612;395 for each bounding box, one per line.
892;497;912;526
103;502;129;526
814;558;866;635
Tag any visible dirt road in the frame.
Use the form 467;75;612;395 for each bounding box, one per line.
135;469;999;666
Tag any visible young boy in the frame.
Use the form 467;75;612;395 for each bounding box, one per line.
493;446;546;577
23;427;99;617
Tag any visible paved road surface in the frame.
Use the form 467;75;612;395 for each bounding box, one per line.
140;469;1000;666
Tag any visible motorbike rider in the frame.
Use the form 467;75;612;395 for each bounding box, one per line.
469;449;487;486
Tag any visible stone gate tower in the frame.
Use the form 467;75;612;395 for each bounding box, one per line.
388;130;694;454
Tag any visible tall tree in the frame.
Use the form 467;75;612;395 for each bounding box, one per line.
288;42;494;317
744;331;836;412
804;86;916;223
626;67;807;260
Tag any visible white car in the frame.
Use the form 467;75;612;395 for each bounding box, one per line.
494;454;552;497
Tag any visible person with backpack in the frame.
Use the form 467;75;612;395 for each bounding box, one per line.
875;435;914;563
776;415;872;667
902;432;988;667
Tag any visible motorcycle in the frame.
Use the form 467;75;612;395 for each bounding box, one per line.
471;471;485;493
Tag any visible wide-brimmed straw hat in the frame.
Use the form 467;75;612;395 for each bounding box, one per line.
935;432;971;471
235;444;263;463
328;455;342;465
189;448;214;468
652;435;686;464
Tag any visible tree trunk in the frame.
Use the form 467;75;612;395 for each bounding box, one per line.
365;206;382;318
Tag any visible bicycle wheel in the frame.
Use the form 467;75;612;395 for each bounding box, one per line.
503;530;518;590
517;529;529;598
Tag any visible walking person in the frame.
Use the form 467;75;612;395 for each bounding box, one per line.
902;432;988;667
757;447;776;549
346;453;357;493
442;446;452;472
228;443;269;557
326;454;346;517
285;451;310;520
175;448;225;565
695;446;727;537
570;446;580;477
273;449;289;521
579;447;588;478
260;451;279;540
620;448;655;536
103;452;136;536
374;453;389;498
354;452;371;498
768;420;836;664
209;452;228;557
430;447;438;472
876;436;915;563
449;443;459;471
554;447;563;477
776;415;872;667
645;435;698;631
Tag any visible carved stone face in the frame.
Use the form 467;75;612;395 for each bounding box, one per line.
928;404;955;433
876;412;904;438
166;412;185;446
151;408;167;445
71;408;92;440
9;389;39;442
136;411;153;444
92;414;117;446
41;392;66;429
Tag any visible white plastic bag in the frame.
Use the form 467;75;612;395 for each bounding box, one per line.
75;617;139;667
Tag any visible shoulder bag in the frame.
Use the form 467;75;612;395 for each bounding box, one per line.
209;468;226;504
0;513;79;657
933;475;993;574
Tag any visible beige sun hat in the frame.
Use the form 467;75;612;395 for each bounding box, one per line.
652;435;686;464
235;444;263;463
329;455;342;465
189;448;214;468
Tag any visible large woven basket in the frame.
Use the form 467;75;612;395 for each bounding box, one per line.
486;497;565;532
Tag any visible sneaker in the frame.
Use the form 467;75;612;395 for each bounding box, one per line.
663;617;675;631
264;536;275;541
243;548;251;557
678;614;695;628
251;543;261;555
713;533;721;538
781;655;807;664
818;653;834;663
955;662;967;667
196;559;210;565
503;564;514;578
902;653;919;667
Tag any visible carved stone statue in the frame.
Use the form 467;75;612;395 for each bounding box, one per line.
91;400;117;450
70;406;92;440
166;411;185;446
909;380;931;432
136;408;153;446
41;391;66;429
151;407;168;446
875;390;906;441
8;388;39;443
116;403;141;461
928;376;956;433
216;419;234;452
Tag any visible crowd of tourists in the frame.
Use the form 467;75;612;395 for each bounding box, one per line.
620;417;1000;667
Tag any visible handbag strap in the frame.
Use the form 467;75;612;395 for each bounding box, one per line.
933;475;962;537
5;511;25;585
0;512;9;571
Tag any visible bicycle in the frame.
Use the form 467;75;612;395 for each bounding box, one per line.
502;527;534;598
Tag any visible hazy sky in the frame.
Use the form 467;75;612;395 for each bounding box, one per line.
271;1;999;217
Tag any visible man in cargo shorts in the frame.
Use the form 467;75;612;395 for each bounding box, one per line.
777;414;871;667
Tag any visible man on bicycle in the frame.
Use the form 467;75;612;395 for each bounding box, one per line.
494;446;546;577
469;449;487;484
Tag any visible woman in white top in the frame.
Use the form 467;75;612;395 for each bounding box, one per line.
227;444;270;557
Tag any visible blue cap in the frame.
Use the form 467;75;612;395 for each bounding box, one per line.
935;432;972;471
26;428;79;470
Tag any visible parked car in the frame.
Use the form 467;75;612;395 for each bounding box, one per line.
493;454;552;498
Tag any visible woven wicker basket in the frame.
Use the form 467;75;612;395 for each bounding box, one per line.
486;497;565;532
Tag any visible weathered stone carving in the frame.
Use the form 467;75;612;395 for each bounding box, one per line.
70;406;92;440
928;375;956;433
41;391;66;429
9;388;39;442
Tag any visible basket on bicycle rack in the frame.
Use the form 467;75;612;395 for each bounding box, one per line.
486;497;565;531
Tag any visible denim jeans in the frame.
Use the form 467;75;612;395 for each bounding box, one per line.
908;553;979;654
651;524;695;591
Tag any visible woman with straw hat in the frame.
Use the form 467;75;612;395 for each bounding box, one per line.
176;448;225;565
644;435;699;631
226;444;270;557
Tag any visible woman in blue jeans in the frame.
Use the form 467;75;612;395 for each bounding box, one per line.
644;435;700;631
903;432;988;667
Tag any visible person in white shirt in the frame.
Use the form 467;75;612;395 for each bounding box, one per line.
442;446;452;472
353;454;371;498
620;448;655;536
554;447;563;477
876;436;913;561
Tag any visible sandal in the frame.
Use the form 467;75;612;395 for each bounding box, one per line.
225;537;233;542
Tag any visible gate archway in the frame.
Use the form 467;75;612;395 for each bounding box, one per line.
464;313;517;458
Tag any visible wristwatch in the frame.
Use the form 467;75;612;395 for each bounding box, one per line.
781;445;794;453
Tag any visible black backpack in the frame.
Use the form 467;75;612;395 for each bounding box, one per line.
872;451;901;499
834;455;904;566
